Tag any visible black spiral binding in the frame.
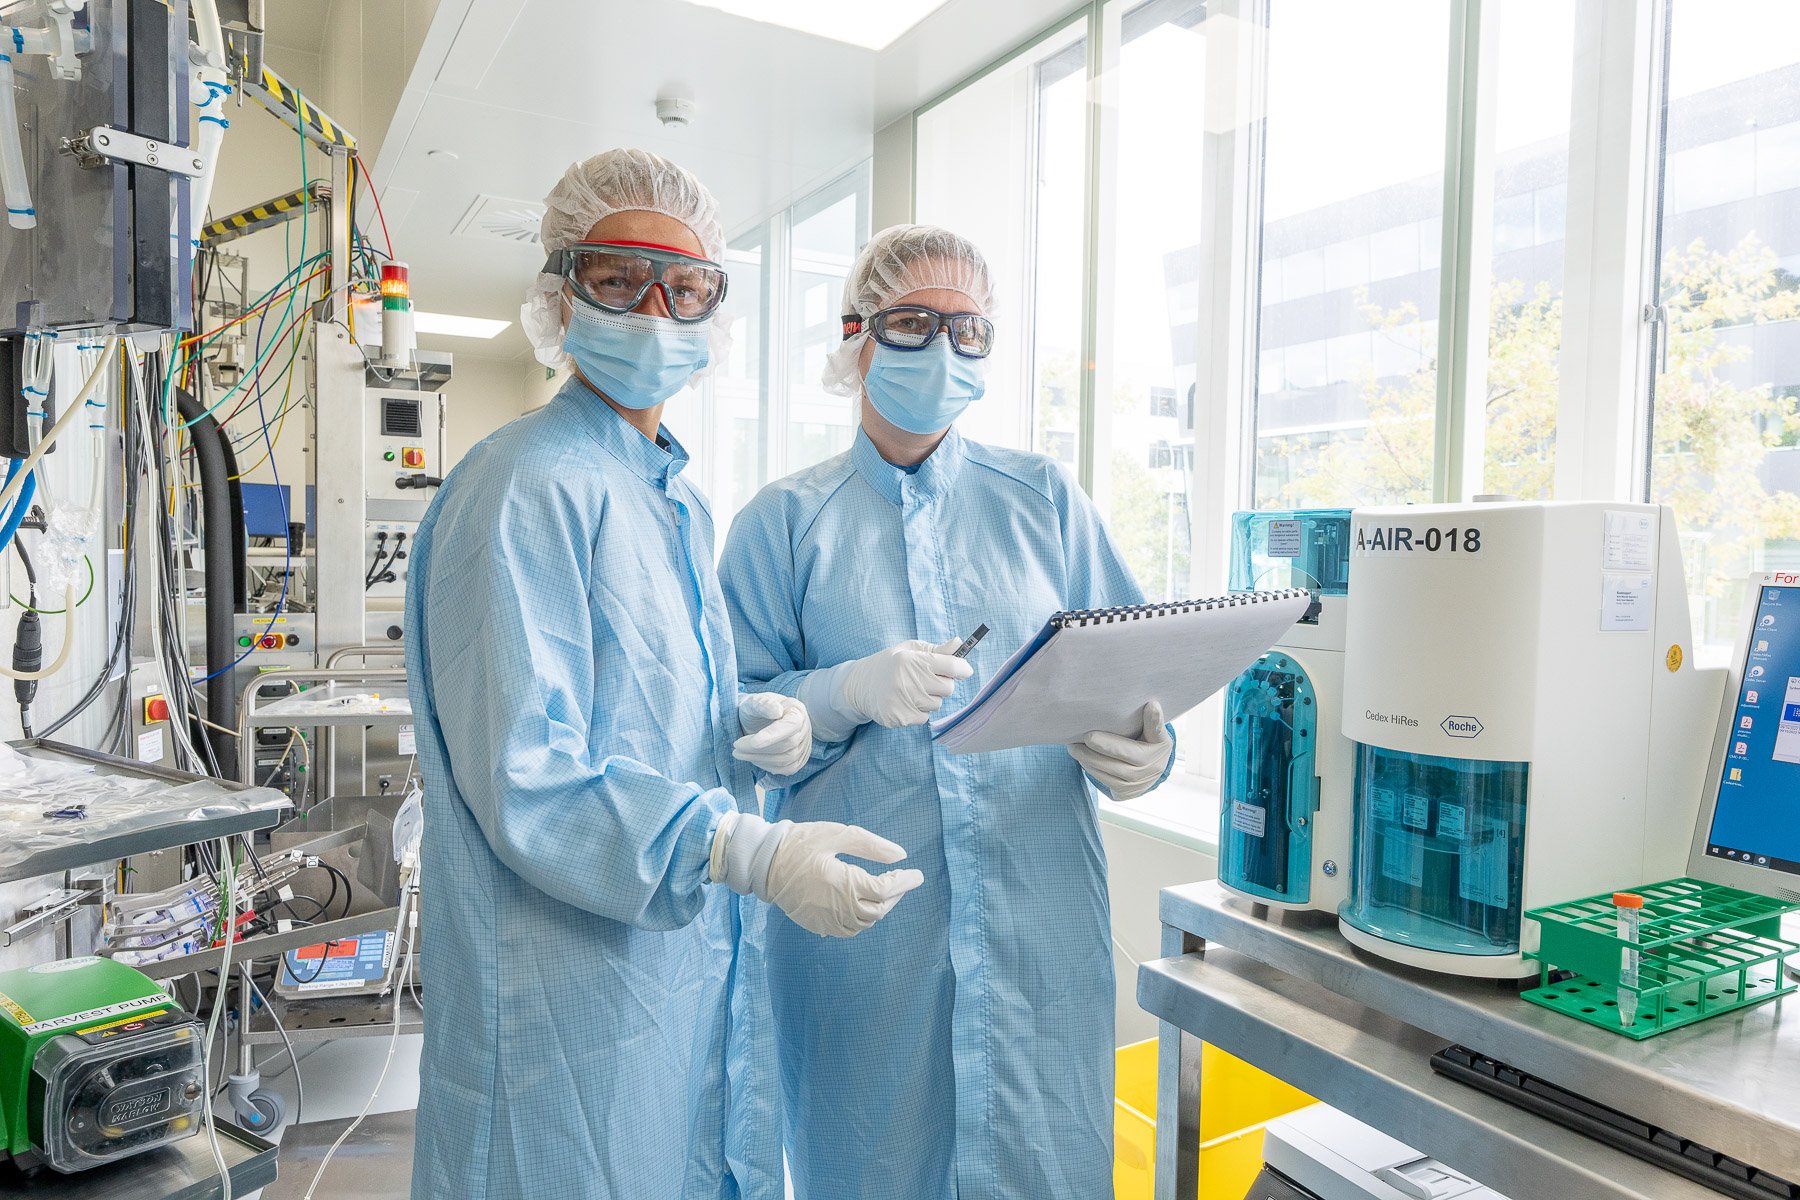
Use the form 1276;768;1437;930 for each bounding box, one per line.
1050;586;1314;629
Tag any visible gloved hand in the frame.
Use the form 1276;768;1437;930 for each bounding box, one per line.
733;693;812;776
1069;700;1174;801
710;812;925;938
837;639;974;728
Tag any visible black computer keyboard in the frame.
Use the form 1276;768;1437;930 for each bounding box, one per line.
1432;1044;1799;1200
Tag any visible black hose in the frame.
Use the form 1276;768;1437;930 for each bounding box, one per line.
173;387;237;769
218;421;249;611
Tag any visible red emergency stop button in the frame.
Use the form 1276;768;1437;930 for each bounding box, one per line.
402;447;425;468
143;695;170;724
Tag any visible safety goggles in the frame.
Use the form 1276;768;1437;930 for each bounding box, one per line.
542;240;729;323
842;305;995;359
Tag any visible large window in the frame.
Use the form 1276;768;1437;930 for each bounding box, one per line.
787;172;868;469
916;19;1088;453
1092;0;1206;603
1480;0;1576;500
1647;0;1800;644
1252;0;1451;508
704;232;766;517
908;0;1800;843
694;163;871;530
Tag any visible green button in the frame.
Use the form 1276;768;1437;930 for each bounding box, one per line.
238;636;252;647
383;450;396;462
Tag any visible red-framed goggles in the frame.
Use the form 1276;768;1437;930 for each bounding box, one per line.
542;240;729;322
842;305;994;358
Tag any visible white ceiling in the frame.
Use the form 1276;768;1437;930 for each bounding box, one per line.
364;0;1078;361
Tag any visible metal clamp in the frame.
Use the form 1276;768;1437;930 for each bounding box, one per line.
62;126;205;177
2;885;92;947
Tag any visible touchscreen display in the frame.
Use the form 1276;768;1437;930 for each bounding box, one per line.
1703;585;1800;876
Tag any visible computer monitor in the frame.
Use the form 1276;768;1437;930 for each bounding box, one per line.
241;482;293;540
1688;572;1800;901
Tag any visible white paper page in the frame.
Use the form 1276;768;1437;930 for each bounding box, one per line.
936;591;1311;754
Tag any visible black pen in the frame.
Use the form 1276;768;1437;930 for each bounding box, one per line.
952;624;989;659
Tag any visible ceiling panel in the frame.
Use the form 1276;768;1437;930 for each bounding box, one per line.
370;0;877;359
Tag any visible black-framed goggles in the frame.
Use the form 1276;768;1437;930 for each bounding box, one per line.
542;240;729;322
842;305;995;359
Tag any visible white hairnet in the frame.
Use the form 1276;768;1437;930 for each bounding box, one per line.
521;148;730;369
822;224;997;397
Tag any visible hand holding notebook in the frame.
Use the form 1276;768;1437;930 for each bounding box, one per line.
930;589;1313;754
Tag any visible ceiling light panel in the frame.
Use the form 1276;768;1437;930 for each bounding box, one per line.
680;0;950;50
413;311;512;339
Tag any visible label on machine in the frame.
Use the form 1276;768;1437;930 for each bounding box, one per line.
1266;520;1303;559
1437;801;1467;840
1602;509;1656;573
1402;791;1431;831
1231;801;1267;838
1381;834;1424;888
1600;572;1653;632
1458;817;1512;908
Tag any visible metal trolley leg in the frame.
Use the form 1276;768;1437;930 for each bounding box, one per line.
1155;925;1207;1199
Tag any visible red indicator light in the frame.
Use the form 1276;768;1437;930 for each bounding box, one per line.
379;263;410;300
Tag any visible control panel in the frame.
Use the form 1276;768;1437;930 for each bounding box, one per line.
233;613;315;658
365;520;418;601
365;389;446;502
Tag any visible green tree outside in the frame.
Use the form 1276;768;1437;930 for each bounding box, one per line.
1264;233;1800;633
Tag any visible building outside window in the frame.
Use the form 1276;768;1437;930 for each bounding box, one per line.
1647;0;1800;645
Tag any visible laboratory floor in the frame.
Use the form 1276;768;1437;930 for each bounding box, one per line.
262;1112;416;1200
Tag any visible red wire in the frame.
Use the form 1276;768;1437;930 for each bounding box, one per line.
353;151;395;257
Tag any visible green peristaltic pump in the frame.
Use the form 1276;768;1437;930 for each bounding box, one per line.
0;956;206;1174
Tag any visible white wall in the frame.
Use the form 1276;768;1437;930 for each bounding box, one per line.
445;355;531;457
1104;821;1215;1046
871;116;915;232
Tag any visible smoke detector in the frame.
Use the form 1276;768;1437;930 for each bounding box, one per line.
656;94;698;129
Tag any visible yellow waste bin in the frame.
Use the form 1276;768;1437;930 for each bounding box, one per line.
1113;1038;1315;1200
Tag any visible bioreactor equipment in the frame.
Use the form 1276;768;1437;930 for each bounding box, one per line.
1219;509;1354;914
1337;500;1724;978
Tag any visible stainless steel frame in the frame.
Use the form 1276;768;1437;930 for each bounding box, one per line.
1141;880;1800;1198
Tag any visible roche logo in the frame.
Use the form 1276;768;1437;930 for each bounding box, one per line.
1442;715;1484;738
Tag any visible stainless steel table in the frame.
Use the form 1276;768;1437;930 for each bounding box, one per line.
3;1121;277;1199
1138;880;1800;1200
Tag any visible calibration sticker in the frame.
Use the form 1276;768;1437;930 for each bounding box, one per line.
0;992;33;1027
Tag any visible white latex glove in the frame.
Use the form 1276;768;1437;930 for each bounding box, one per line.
1069;700;1175;801
710;812;925;938
837;639;974;728
733;693;812;776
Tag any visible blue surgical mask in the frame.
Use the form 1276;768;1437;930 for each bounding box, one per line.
861;339;987;435
563;303;710;410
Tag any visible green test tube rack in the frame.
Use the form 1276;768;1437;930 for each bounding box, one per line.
1521;878;1800;1040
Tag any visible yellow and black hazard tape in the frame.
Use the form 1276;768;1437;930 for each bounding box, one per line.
246;65;356;152
202;181;329;246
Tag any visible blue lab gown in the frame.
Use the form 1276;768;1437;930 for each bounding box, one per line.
717;426;1166;1199
405;376;780;1200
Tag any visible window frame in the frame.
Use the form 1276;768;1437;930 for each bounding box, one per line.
901;0;1706;849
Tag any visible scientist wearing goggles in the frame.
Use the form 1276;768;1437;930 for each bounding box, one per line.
718;224;1176;1198
404;150;922;1200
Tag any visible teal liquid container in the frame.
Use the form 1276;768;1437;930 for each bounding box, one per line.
1339;744;1530;957
1219;653;1320;904
1229;508;1353;597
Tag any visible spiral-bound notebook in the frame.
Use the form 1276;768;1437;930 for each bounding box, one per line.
930;588;1313;754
